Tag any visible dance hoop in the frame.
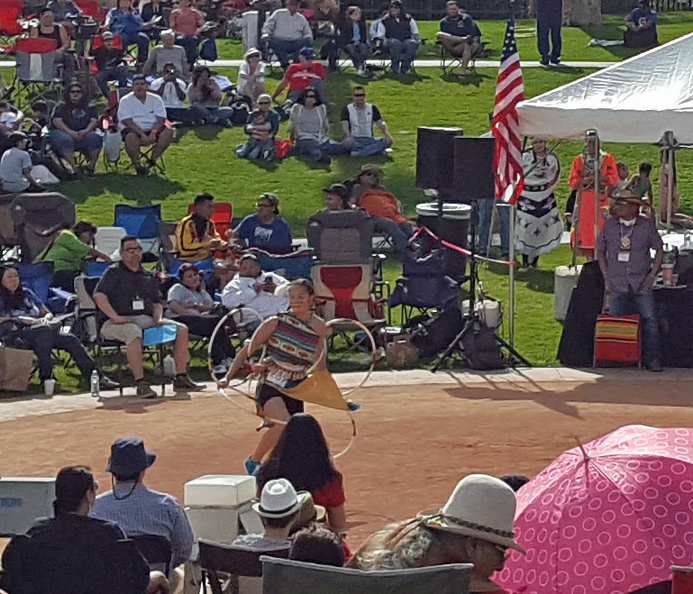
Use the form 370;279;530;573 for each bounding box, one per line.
323;317;377;397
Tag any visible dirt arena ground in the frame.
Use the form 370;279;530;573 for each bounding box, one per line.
2;369;693;551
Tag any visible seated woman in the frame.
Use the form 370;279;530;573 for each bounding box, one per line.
169;0;204;67
338;6;369;76
35;221;112;291
140;0;166;40
257;413;348;534
49;84;103;177
0;132;43;194
30;9;74;83
237;48;266;103
234;193;293;254
224;279;327;475
105;0;150;66
350;164;413;256
166;263;235;375
187;65;233;126
0;265;104;393
288;89;343;164
377;0;420;74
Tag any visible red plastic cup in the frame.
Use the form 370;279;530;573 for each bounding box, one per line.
671;565;693;594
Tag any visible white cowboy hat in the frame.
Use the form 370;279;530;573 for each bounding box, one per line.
253;478;308;519
421;474;526;554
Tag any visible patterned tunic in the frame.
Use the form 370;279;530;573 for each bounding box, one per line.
265;312;321;388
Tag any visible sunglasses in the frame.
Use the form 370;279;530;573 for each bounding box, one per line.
69;90;82;94
353;93;366;97
305;94;317;98
256;203;272;208
258;101;271;105
124;246;142;253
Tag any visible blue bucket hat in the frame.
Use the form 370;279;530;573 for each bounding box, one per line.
106;437;156;475
299;46;315;59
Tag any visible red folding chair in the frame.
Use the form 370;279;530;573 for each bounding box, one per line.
89;33;133;73
75;0;105;23
14;37;62;107
0;0;24;52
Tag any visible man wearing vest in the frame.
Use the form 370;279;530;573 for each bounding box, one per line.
340;86;393;158
376;0;420;74
175;192;231;261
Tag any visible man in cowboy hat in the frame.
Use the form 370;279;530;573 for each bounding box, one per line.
349;474;525;592
597;191;664;371
232;478;308;552
91;437;194;573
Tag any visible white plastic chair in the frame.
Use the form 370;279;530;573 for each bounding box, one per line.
95;226;127;260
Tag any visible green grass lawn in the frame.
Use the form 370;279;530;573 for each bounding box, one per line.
211;12;693;61
33;16;693;377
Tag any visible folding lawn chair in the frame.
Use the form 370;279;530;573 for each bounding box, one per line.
13;37;63;108
247;247;312;280
186;201;233;239
113;203;162;262
94;226;127;260
0;0;23;52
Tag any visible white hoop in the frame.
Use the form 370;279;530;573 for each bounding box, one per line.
323;317;377;397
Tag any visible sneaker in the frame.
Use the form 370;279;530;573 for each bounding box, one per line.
517;266;530;273
135;380;157;399
540;56;550;66
99;376;120;391
245;457;261;476
212;363;229;376
356;67;366;76
350;150;360;157
135;164;147;176
550;56;561;65
173;374;205;391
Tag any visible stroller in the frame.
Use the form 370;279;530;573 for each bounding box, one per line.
10;192;76;262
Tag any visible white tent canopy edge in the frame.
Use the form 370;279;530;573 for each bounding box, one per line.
516;31;693;143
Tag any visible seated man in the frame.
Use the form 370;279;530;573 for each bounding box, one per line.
437;1;483;76
0;132;43;193
150;63;206;127
232;478;306;551
175;192;231;261
46;0;82;23
93;235;203;398
90;31;129;98
261;0;313;69
117;74;174;176
0;465;169;594
91;437;194;582
271;46;328;105
624;0;658;48
369;5;389;55
340;86;393;158
234;193;293;254
143;29;189;79
221;253;289;319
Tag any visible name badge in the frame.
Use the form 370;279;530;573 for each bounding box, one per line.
618;252;630;263
132;299;145;311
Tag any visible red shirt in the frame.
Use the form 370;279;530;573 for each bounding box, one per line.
285;62;326;92
313;474;346;509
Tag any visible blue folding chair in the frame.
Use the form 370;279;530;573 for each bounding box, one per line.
113;204;162;262
85;260;113;277
249;248;313;280
18;261;54;304
167;257;215;286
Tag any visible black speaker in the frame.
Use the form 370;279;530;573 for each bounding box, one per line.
416;127;463;191
453;137;495;202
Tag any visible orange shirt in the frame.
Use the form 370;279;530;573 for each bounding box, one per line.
359;189;407;224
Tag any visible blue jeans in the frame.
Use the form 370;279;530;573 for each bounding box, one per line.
96;64;129;96
537;0;563;61
166;106;208;126
387;38;419;72
609;291;660;365
49;129;103;156
269;37;312;67
344;136;391;157
373;218;413;255
236;137;274;160
121;31;150;63
294;138;345;161
176;35;200;65
287;79;328;105
477;200;510;257
195;105;234;125
345;41;369;69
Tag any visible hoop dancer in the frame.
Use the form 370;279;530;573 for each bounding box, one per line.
224;278;328;476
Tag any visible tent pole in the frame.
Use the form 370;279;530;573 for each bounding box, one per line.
594;132;601;260
667;147;674;233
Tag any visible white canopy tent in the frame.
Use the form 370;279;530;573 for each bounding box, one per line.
517;31;693;143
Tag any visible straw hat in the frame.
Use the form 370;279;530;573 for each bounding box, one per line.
294;492;327;529
421;474;526;554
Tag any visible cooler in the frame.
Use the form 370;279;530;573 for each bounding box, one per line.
554;265;582;322
0;477;56;535
242;11;259;52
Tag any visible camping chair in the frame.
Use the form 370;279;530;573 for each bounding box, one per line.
261;557;472;594
0;192;20;256
0;0;23;52
312;262;387;369
438;40;487;77
198;538;289;594
94;226;127;260
85;259;112;277
74;0;105;24
130;534;172;577
113;203;162;262
247;247;312;280
73;275;172;396
157;220;178;272
14;37;63;108
10;192;76;262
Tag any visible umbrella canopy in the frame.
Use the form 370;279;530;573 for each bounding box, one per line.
496;425;693;594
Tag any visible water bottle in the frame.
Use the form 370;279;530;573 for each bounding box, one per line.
90;369;100;398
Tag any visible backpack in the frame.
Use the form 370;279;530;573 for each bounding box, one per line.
230;96;251;125
199;37;218;61
459;319;504;370
408;306;464;359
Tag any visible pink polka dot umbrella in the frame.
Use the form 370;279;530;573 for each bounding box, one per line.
495;425;693;594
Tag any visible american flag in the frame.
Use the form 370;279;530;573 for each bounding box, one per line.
492;17;525;204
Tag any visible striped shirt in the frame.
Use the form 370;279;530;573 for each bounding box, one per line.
91;482;194;567
265;312;320;387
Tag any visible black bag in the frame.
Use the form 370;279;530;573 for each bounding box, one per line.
459;319;504;370
409;306;464;358
0;320;30;350
230;98;252;125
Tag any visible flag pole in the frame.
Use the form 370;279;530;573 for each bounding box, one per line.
508;200;516;347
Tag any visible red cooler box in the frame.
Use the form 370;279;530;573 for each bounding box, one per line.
593;314;641;367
